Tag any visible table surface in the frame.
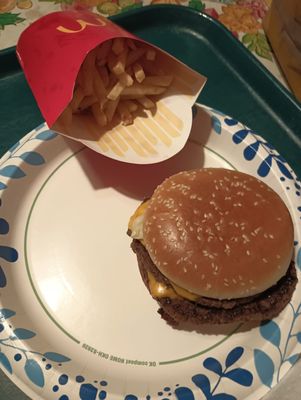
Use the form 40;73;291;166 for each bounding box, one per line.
0;1;300;399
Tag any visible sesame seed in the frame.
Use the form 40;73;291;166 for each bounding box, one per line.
262;258;268;263
246;250;251;255
242;234;250;242
269;234;274;239
276;255;281;259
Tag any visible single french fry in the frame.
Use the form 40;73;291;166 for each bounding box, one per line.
93;67;106;103
108;52;124;76
126;48;145;67
97;65;110;88
81;50;97;95
92;103;107;127
96;40;112;66
78;95;98;111
133;63;145;83
107;80;126;101
126;38;137;50
121;83;166;96
146;49;156;61
70;86;85;112
118;101;133;126
142;75;173;87
123;100;138;112
116;47;128;74
104;98;120;122
112;38;125;55
137;96;155;109
118;72;134;87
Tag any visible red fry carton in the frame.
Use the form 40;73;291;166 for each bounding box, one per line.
17;10;207;164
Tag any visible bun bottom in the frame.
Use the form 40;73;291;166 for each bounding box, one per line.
131;240;298;326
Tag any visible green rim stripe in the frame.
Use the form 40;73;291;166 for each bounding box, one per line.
24;147;85;345
159;323;242;365
202;144;238;170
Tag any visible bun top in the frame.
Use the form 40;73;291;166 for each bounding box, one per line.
142;168;294;299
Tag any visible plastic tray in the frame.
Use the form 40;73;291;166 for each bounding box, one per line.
0;5;300;399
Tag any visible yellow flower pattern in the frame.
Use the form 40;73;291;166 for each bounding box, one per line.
219;4;261;34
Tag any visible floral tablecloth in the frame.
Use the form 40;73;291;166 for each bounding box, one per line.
0;0;287;86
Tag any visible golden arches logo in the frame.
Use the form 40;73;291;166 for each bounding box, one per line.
57;17;106;33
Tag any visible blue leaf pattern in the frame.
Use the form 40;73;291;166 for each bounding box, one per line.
24;359;45;387
225;347;244;368
43;352;71;362
0;182;7;190
0;166;25;179
0;218;9;234
224;368;253;386
0;309;16;320
232;129;250;144
35;130;57;141
243;142;260;161
0;352;12;374
0;266;7;287
276;160;293;179
257;155;273;177
191;374;211;398
254;349;274;388
12;328;36;340
224;118;238;126
212;116;222;134
174;387;195;400
211;394;236;400
0;246;18;262
203;357;223;376
260;320;281;348
19;152;45;166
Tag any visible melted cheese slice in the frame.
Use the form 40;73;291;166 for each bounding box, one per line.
129;202;199;302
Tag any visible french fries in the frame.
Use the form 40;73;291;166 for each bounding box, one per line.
70;39;173;127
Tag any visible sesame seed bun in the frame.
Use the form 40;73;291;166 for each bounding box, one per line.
142;168;294;300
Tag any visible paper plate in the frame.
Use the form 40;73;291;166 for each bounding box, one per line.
0;104;300;400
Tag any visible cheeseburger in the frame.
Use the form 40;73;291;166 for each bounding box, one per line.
128;168;297;325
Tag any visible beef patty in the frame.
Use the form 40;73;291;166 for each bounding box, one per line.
131;239;298;325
